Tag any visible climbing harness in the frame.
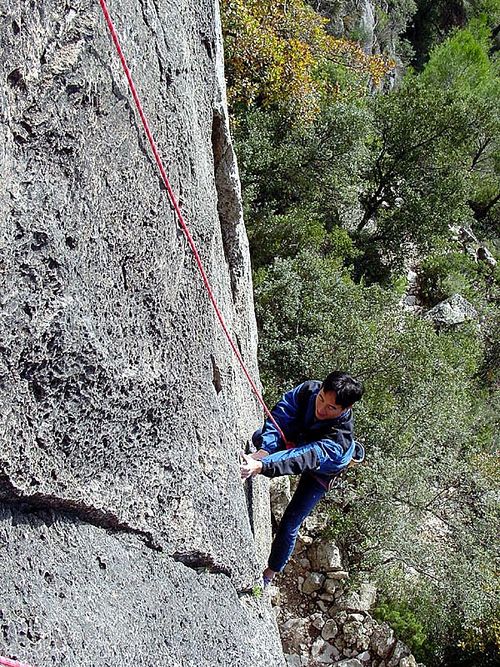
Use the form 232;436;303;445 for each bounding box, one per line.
97;0;287;444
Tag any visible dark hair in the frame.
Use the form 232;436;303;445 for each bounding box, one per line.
322;371;364;408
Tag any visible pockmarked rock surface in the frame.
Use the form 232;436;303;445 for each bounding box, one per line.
0;507;284;667
0;0;283;664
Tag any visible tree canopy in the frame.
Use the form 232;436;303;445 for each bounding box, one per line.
221;2;499;663
221;0;394;120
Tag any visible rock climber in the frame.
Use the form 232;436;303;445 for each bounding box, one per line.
240;371;364;588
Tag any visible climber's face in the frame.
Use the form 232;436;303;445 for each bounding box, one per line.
315;389;349;420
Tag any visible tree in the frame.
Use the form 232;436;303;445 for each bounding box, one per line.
404;0;500;68
235;103;370;268
355;16;500;278
255;251;498;665
355;75;473;276
420;18;500;236
223;6;499;661
220;0;393;121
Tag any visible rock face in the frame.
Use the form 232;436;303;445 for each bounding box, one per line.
324;0;415;58
0;0;283;664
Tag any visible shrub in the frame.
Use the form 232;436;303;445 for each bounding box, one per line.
374;600;427;656
418;251;491;306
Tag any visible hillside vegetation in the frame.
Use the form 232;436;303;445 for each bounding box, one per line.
221;1;499;665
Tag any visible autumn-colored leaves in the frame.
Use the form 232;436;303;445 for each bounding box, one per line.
221;0;395;121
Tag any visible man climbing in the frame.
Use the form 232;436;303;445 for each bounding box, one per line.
240;371;364;588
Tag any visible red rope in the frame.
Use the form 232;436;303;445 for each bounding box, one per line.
0;657;33;667
96;0;287;444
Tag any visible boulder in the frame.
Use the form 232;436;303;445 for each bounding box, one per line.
370;622;396;658
307;541;342;571
280;618;310;655
425;294;478;326
324;577;339;594
387;640;412;667
321;619;339;641
311;637;340;664
459;225;479;246
349;613;366;623
298;535;314;546
302;571;326;595
400;656;418;667
333;611;349;625
317;601;330;614
342;619;366;647
477;246;497;268
334;635;347;651
337;583;377;612
303;510;329;534
310;612;326;630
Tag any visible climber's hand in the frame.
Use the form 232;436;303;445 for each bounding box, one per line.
240;452;263;481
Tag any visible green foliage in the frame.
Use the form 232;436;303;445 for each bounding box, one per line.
334;359;498;664
418;250;499;306
220;0;394;121
419;19;500;237
248;210;328;268
356;76;475;277
406;0;500;68
323;505;352;541
255;250;498;663
235;103;370;268
355;18;500;277
236;20;499;279
450;613;500;665
255;251;404;400
421;20;493;92
233;13;499;279
252;584;263;599
224;2;500;663
374;600;427;656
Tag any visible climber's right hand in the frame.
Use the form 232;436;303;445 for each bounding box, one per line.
240;452;263;481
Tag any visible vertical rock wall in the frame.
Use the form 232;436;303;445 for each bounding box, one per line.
0;0;283;664
321;0;416;79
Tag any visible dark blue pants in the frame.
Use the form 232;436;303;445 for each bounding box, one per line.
252;428;328;572
268;471;327;572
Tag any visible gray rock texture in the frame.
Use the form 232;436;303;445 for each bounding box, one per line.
425;293;478;326
307;540;342;571
0;506;283;666
324;0;413;58
274;506;420;667
0;0;283;664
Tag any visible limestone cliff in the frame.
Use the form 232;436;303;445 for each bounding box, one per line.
0;0;284;664
323;0;415;53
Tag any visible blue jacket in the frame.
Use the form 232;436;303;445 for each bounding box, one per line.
257;381;355;480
